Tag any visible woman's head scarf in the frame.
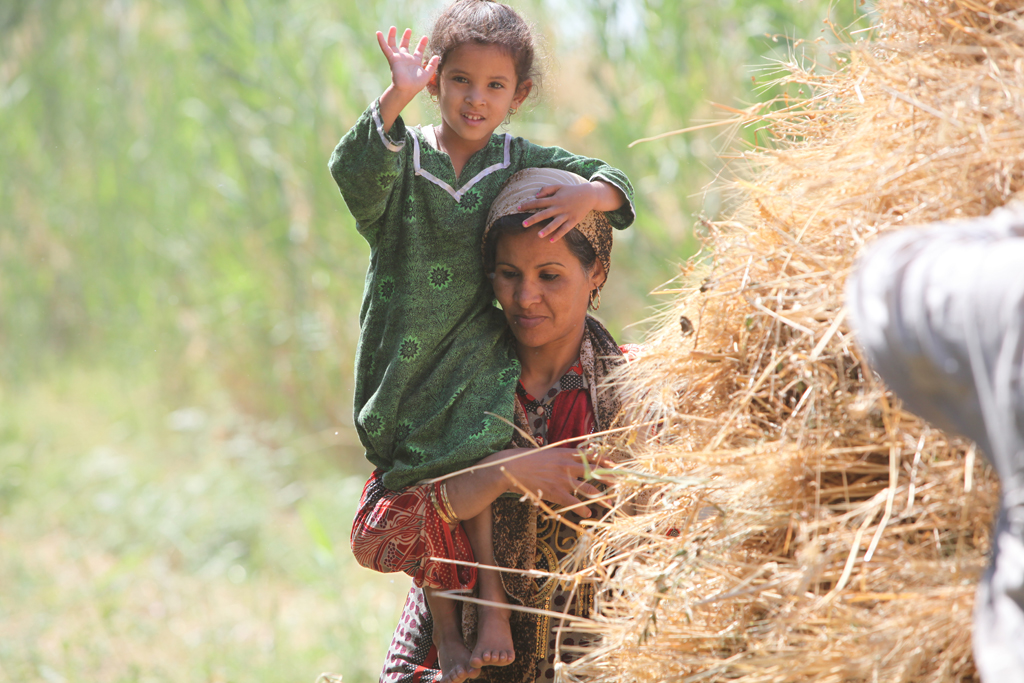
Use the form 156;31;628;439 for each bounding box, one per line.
483;168;614;279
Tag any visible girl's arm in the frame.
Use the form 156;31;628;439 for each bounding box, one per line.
443;447;609;521
327;28;437;241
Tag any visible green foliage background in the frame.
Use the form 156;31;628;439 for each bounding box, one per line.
0;0;867;681
1;0;866;425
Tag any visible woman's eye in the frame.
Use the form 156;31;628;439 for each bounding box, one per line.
540;273;559;281
500;270;519;279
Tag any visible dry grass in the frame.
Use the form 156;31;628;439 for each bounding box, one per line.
559;1;1024;681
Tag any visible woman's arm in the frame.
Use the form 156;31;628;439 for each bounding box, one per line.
350;448;608;580
444;447;608;521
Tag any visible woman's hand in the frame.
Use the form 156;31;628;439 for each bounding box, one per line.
443;447;611;522
498;447;610;515
518;180;627;241
376;27;439;133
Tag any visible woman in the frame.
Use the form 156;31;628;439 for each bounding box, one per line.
351;168;638;683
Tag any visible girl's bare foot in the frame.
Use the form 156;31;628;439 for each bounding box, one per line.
469;604;515;669
436;628;480;683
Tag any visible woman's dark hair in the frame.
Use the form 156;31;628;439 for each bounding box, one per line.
429;0;541;90
483;213;598;274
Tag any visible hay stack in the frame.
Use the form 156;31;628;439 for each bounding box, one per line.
568;2;1024;681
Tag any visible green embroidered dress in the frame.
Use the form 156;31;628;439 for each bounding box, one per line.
329;99;635;490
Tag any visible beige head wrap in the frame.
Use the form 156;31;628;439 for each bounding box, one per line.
483;168;614;278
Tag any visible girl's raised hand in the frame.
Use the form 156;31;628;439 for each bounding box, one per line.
376;27;439;96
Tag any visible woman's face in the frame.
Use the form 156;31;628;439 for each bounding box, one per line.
491;228;605;353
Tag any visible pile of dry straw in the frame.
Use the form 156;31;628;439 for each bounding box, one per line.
563;1;1024;681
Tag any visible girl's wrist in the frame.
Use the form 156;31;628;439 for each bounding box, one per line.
381;83;419;107
589;180;626;212
378;84;421;134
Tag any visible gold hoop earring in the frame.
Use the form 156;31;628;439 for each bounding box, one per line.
589;288;602;310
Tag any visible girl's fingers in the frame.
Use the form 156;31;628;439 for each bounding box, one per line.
546;221;578;242
399;27;412;49
517;196;556;213
386;26;397;49
537;217;574;240
425;55;440;78
415;35;430;57
576;483;611;508
572;463;613;484
376;30;393;59
521;205;558;226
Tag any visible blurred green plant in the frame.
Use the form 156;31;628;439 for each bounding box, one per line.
1;0;408;425
0;0;868;426
0;367;401;683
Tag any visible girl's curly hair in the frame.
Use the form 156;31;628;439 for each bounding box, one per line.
429;0;542;91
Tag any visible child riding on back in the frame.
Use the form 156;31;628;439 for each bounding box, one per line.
329;1;634;680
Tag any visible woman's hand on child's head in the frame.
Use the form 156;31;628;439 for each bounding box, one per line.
376;26;439;96
518;182;601;242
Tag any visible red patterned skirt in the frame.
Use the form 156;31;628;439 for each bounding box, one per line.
350;470;476;591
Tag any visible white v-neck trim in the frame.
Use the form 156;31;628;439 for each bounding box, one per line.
411;127;512;203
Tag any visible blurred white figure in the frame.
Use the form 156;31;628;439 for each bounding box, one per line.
846;205;1024;683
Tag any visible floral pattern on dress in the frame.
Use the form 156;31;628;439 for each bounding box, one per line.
394;420;413;444
427;264;453;290
378;276;396;302
362;411;385;438
398;336;421;362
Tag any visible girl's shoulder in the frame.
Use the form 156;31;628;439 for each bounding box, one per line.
505;135;603;169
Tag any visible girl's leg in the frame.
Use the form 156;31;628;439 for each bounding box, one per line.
463;504;515;668
423;587;478;683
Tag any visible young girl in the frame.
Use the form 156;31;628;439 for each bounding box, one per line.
329;1;634;680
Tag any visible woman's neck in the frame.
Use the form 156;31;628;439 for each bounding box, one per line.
516;326;586;399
